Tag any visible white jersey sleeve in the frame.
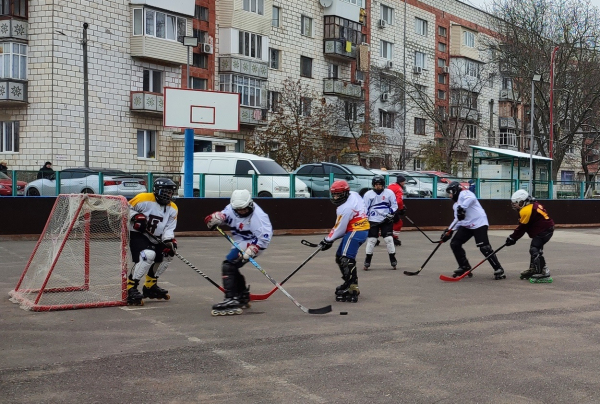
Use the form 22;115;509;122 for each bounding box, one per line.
449;190;489;230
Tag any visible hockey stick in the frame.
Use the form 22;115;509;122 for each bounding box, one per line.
251;245;323;300
404;224;456;276
301;239;320;248
439;244;507;282
216;227;332;315
403;216;438;244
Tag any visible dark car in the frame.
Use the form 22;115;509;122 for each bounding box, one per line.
293;163;373;197
420;171;469;196
0;172;27;196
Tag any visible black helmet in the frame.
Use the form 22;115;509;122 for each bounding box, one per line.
372;174;386;194
153;178;177;206
446;181;462;202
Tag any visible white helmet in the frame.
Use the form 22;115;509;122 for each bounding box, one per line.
511;189;531;210
231;189;254;217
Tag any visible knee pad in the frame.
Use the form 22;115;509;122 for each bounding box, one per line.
529;246;543;258
479;244;493;256
132;249;156;280
340;257;357;283
383;236;395;254
153;256;172;277
365;237;378;254
221;261;240;298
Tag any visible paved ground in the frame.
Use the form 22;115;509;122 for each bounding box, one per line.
1;228;600;404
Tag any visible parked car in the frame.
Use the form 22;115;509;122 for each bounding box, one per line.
25;168;147;197
293;163;373;197
369;169;433;198
0;172;27;196
420;171;470;196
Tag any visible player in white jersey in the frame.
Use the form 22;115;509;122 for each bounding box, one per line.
127;178;179;305
319;180;370;303
440;181;505;280
362;175;399;270
204;189;273;315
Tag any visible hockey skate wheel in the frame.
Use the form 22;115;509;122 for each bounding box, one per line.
211;310;219;316
391;266;397;270
128;300;144;306
452;274;458;278
363;266;369;271
335;295;345;302
494;275;506;280
163;294;171;300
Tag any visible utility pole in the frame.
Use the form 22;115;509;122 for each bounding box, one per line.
82;23;89;168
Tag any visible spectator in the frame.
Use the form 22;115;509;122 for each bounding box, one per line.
468;179;476;193
37;162;54;180
0;161;7;174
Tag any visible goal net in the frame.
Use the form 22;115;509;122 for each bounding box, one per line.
9;194;131;311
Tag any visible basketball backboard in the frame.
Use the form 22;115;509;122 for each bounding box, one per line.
163;87;240;131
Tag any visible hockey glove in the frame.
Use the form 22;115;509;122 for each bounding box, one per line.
383;213;395;224
204;212;225;230
319;238;333;251
457;206;466;221
131;213;147;232
398;207;407;216
440;228;454;243
505;236;516;246
242;244;259;261
162;239;178;257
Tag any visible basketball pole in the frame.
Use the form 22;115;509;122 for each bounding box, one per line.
182;37;199;198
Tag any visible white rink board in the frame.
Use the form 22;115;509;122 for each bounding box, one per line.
163;88;240;131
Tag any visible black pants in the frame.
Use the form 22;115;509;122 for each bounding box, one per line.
530;227;554;267
450;225;502;270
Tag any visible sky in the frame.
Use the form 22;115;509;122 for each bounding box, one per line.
465;0;600;11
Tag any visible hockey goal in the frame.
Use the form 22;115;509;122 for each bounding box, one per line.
9;194;130;311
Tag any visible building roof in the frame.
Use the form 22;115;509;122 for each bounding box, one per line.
470;146;553;161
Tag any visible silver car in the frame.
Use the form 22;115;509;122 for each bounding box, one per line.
25;168;147;198
372;169;434;198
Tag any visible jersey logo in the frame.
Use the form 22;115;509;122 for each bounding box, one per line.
147;214;163;234
239;223;244;230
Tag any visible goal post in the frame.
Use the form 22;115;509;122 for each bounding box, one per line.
9;194;131;311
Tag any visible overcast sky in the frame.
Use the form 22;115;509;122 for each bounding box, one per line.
464;0;600;11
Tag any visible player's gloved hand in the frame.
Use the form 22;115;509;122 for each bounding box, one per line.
383;213;395;224
242;244;259;261
131;213;147;232
457;206;466;221
204;212;225;230
319;238;333;251
398;207;407;216
505;236;516;246
162;239;177;257
440;228;454;243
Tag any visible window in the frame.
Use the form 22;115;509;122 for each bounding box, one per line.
414;118;426;135
561;171;575;184
465;60;479;77
438;74;445;84
133;9;143;35
272;6;280;27
0;43;26;80
465;124;477;139
193;53;208;69
299;97;312;116
379;110;394;128
341;0;363;6
415;51;426;69
300;56;312;78
143;69;162;93
438;26;447;37
190;77;207;90
195;5;209;21
136;9;186;41
380;80;391;93
463;30;475;47
323;16;364;44
0;121;18;152
301;15;313;37
267;91;280;112
415;17;427;36
438;58;446;68
438;42;447;52
243;0;264;15
380;40;393;59
238;31;263;59
219;74;263;107
438;89;445;99
269;48;280;69
137;130;156;159
381;5;393;25
193;29;209;44
414;159;422;171
328;63;339;79
502;77;513;90
499;129;517;147
0;0;26;17
345;101;358;121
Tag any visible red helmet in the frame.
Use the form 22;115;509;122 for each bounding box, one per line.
330;180;350;205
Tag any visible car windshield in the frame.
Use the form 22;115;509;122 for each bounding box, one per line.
343;165;375;175
0;172;9;180
250;160;288;175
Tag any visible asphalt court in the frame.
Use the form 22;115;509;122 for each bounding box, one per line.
1;228;600;403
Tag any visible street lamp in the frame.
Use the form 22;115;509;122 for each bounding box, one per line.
549;46;559;159
529;73;542;194
183;36;198;88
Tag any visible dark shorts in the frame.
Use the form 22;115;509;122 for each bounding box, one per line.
129;231;165;264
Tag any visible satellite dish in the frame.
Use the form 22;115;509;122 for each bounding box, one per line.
320;0;333;8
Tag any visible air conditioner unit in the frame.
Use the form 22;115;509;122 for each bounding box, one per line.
386;60;393;69
413;66;422;74
381;92;389;102
379;19;387;28
201;43;213;54
442;66;449;74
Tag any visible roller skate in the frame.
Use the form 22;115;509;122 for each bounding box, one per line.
335;284;360;302
530;267;553;284
520;265;536;280
389;253;397;270
238;286;251;309
363;254;373;271
453;266;473;278
211;297;243;316
142;275;170;300
126;276;144;306
493;267;506;280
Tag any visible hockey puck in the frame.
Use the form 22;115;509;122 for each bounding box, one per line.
339;311;348;315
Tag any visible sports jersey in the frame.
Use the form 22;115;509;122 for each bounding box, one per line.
448;190;489;230
221;203;273;250
326;191;370;241
129;193;178;242
509;201;554;240
387;182;404;210
363;189;398;223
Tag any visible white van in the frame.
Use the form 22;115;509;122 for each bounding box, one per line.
178;152;310;198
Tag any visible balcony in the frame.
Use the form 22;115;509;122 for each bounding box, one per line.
449;106;479;121
499;89;516;101
240;107;268;126
130;37;188;65
0;18;28;40
498;117;521;130
323;78;362;99
130;91;163;115
323;39;357;61
0;79;27;104
219;56;268;79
